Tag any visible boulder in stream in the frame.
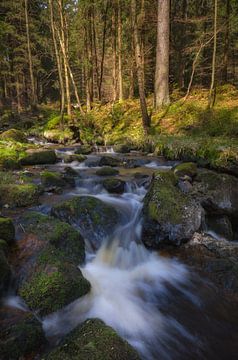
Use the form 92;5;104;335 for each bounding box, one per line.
44;319;140;360
142;170;203;248
96;166;119;176
41;171;68;191
103;178;125;194
20;150;57;165
99;155;121;167
51;196;119;250
0;217;15;244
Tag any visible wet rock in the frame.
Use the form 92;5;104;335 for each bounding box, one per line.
0;183;42;207
179;232;238;293
51;196;119;250
44;319;140;360
96;166;119;176
63;154;86;163
0;129;27;143
20;150;57;165
142;170;203;248
123;157;150;168
99;156;121;167
113;143;132;153
193;169;238;216
178;179;193;194
63;166;79;177
103;178;125;194
0;312;47;360
19;245;90;316
41;171;68;191
205;215;233;241
75;145;92;155
173;162;197;179
0;217;15;244
0;250;11;296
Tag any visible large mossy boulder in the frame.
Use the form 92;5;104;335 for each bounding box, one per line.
19;245;90;317
103;178;125;194
20;150;57;165
51;196;119;250
44;319;140;360
0;313;46;360
41;171;68;190
0;183;42;207
0;129;27;143
0;217;15;243
142;170;203;248
173;162;197;179
193;169;238;216
0;250;11;296
96;166;119;176
99;156;121;167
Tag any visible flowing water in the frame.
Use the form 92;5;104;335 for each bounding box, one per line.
3;151;238;359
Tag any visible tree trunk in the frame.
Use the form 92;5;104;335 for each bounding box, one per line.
118;0;123;101
154;0;170;108
208;0;218;108
222;0;230;83
48;0;65;127
24;0;37;109
131;0;150;132
98;0;109;101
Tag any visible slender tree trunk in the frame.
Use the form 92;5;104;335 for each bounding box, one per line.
112;6;117;102
118;0;123;101
154;0;170;108
222;0;230;83
92;3;99;100
49;0;65;127
208;0;218;108
24;0;37;109
84;24;91;112
99;1;109;101
131;0;150;132
16;75;22;114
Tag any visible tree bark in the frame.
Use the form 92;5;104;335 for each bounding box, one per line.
208;0;218;108
131;0;150;132
112;5;117;101
154;0;170;108
118;0;123;101
24;0;37;109
222;0;230;83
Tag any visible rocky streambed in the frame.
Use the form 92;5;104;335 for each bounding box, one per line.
1;146;238;359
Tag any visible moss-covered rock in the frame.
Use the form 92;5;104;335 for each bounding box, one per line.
96;167;119;176
0;217;15;243
173;162;197;178
75;145;92;155
21;212;86;265
0;147;22;170
113;144;132;153
43;129;74;144
142;170;203;248
41;171;67;190
193;169;238;216
63;154;86;163
0;250;11;296
103;178;125;194
51;196;119;250
19;245;90;316
0;129;27;143
0;183;42;207
20;150;57;165
99;156;121;167
0;313;47;360
44;319;140;360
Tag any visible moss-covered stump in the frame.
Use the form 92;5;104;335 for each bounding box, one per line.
0;250;11;296
173;162;197;179
44;319;140;360
96;167;119;176
20;212;86;265
41;171;68;191
0;183;42;207
18;245;90;317
193;169;238;217
142;170;203;248
99;156;121;167
0;312;47;360
103;178;125;194
51;196;119;251
0;217;15;243
0;129;27;143
20;150;57;165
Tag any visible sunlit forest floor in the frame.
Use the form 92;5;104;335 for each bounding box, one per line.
0;85;238;174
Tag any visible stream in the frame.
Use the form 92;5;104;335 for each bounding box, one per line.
2;148;238;360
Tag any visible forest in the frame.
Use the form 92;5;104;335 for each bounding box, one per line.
1;1;238;360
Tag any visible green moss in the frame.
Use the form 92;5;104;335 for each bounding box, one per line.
173;162;197;178
96;167;119;176
0;314;46;359
0;183;41;207
44;319;140;360
19;245;90;316
63;154;86;163
41;171;66;188
146;171;186;225
103;178;125;194
0;129;27;143
0;217;15;243
20;150;57;165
